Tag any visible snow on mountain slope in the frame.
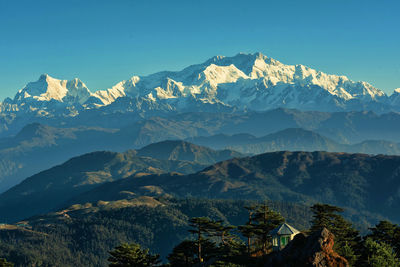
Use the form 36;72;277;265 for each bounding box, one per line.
1;74;106;115
13;74;95;104
390;88;400;106
94;52;389;112
0;52;397;119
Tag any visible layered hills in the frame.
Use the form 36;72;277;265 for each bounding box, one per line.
2;116;400;194
0;140;242;222
0;123;119;192
187;128;400;155
1;149;398;225
1;52;399;266
70;151;400;223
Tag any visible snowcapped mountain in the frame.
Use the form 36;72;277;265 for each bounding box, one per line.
93;52;392;113
0;52;399;125
0;74;105;116
390;88;400;106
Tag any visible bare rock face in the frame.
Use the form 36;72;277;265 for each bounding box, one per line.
265;228;349;267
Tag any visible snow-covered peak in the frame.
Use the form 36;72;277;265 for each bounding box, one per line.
94;76;141;105
13;74;94;105
90;52;390;111
201;64;248;86
389;88;400;106
2;52;397;117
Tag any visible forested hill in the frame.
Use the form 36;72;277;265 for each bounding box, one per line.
0;140;242;223
73;151;400;222
0;198;312;267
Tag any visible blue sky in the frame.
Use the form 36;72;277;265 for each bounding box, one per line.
0;0;399;100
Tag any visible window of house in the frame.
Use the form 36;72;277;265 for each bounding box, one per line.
281;236;289;246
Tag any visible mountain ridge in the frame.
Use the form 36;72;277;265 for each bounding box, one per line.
1;52;399;137
71;150;400;223
0;140;243;222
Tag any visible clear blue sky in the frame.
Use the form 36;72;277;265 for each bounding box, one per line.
1;0;399;100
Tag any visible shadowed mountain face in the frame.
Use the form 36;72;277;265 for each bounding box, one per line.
0;141;242;222
187;128;342;154
72;151;400;222
118;109;400;146
187;128;400;155
3;109;400;193
137;140;243;165
0;123;120;193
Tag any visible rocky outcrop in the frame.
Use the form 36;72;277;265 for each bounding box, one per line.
265;228;349;267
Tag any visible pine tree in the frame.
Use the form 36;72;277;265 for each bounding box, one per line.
238;203;284;254
359;238;400;267
108;243;160;267
367;220;400;256
310;203;361;261
238;205;257;255
188;217;215;263
0;258;13;267
167;240;199;267
168;239;218;266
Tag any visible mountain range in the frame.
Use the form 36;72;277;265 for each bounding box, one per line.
2;52;400;266
3;112;400;193
1;148;396;227
0;140;243;222
187;128;400;155
1;52;400;137
67;150;400;222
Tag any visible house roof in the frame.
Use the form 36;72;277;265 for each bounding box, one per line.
270;223;300;236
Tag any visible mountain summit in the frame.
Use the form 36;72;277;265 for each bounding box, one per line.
0;52;399;136
92;52;389;112
13;74;95;105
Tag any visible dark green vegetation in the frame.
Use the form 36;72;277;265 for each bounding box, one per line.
106;203;400;267
164;203;355;266
0;198;312;267
108;243;160;267
0;140;241;223
3;150;400;225
0;258;13;267
1;199;395;266
309;204;361;265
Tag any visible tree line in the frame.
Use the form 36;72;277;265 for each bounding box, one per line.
106;203;400;267
1;201;399;266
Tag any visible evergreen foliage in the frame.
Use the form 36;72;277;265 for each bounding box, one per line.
310;203;361;262
108;243;160;267
238;203;284;254
359;238;400;267
2;199;400;266
0;258;13;267
0;198;310;267
367;220;400;256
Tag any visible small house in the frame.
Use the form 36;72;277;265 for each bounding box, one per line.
270;223;300;251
